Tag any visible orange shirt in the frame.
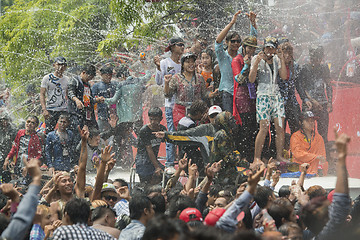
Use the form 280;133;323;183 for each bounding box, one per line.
290;130;328;175
201;71;213;88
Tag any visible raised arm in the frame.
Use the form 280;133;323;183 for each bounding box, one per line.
1;158;42;240
74;126;89;198
216;10;241;43
249;52;264;83
277;48;288;80
91;145;115;201
334;130;350;194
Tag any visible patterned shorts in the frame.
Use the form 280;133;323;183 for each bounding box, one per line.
256;94;285;122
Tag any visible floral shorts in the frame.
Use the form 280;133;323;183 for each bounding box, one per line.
256;94;285;122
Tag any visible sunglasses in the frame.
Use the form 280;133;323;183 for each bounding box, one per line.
175;43;185;47
230;39;241;43
104;195;118;202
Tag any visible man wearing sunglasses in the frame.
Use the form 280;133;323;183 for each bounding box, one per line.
154;37;185;173
101;183;119;208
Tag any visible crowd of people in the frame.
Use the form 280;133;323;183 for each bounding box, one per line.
0;8;358;240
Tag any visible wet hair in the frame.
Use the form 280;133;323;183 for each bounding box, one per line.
129;194;152;220
113;178;128;188
58;114;70;122
89;127;100;139
201;48;216;68
167;195;195;218
116;65;130;78
305;185;327;200
278;185;291;198
148;107;163;118
268;197;294;228
301;196;329;234
81;64;96;76
91;205;116;222
188;100;208;117
142;215;181;240
225;31;241;43
254;186;274;209
99;66;113;75
64;198;91;224
145;185;163;195
28;115;39;127
149;193;166;215
278;222;302;237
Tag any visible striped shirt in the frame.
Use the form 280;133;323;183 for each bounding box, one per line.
52;223;116;240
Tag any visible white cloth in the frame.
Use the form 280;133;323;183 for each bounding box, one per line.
155;57;181;108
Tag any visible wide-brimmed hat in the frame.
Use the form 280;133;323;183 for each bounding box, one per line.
242;36;258;48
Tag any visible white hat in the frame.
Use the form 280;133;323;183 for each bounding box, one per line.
208;105;222;116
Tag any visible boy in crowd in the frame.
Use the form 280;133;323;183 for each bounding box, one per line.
67;64;104;139
3;116;43;177
91;66;118;132
46;114;76;173
154;37;184;172
135;107;166;185
40;56;69;134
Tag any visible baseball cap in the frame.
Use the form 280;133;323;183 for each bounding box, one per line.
179;208;203;223
208;105;222;116
165;37;184;52
101;183;117;193
204;208;226;226
54;56;67;65
300;110;318;120
264;36;278;49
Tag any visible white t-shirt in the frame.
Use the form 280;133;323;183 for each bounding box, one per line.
41;73;69;111
155;57;181;108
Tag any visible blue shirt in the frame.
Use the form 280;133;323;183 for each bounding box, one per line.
119;220;145;240
215;25;257;95
45;129;75;171
91;81;118;120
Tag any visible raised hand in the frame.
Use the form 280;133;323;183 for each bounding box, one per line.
78;125;89;141
334;128;351;158
23;158;41;180
300;163;310;173
188;159;198;177
230;10;242;24
164;74;172;84
101;145;114;163
105;158;116;173
178;153;188;171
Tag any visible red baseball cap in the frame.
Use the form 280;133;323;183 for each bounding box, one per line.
204;208;226;226
179;208;203;223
